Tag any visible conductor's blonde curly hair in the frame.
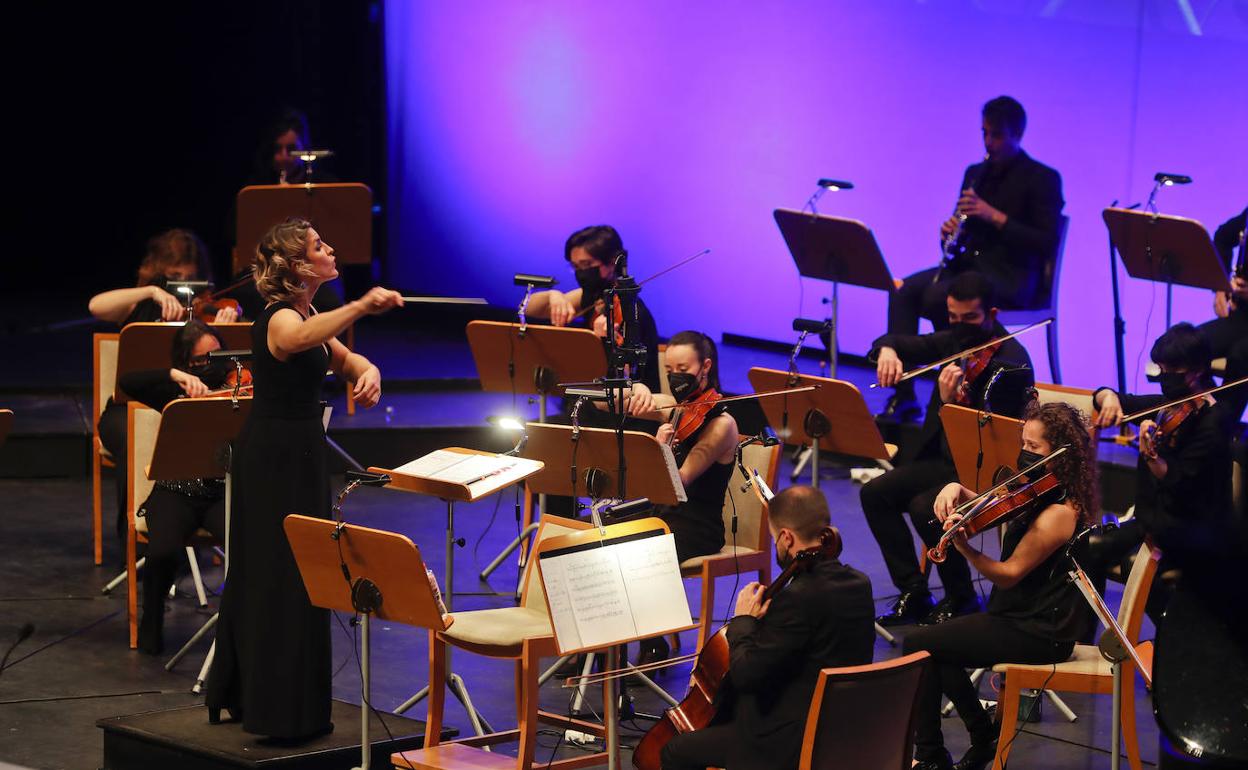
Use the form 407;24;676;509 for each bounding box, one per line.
253;217;318;303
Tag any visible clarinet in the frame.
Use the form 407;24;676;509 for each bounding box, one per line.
934;155;989;284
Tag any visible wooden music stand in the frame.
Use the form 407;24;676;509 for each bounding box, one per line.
285;515;451;770
153;396;253;692
368;449;543;732
520;423;688;714
1103;207;1226;329
774;208;895;377
747;367;892;488
536;517;696;770
234;182;372;274
115;322;252;403
939;404;1024;493
466;320;608;581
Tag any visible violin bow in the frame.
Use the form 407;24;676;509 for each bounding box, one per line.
569;248;712;322
650;385;818;412
1118;374;1248;423
869;318;1052;389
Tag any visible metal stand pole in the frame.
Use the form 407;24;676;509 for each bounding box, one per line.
605;646;620;770
355;613;371;770
874;622;896;646
810;443;821;489
480;397;546;582
1111;661;1123;770
829;281;839;379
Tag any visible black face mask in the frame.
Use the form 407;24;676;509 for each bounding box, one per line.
668;370;702;402
188;359;231;389
775;538;794;570
1016;449;1045;481
950;321;992;347
575;267;608;300
1157;372;1192;400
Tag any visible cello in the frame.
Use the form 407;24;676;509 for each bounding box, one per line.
631;526;843;770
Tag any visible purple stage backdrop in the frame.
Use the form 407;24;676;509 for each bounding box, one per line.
385;1;1247;392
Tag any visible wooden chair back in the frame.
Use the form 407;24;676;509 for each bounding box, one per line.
720;441;781;553
1033;382;1102;458
1117;544;1159;645
94;333;120;422
126;402;162;524
799;651;932;770
519;515;594;615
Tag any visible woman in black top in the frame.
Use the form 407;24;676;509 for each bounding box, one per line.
205;217;401;739
119;321;235;654
904;401;1098;770
90;229;238;555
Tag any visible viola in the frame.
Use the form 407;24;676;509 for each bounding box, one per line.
632;527;843;770
1141;398;1201;453
667;388;724;446
955;340;1003;405
928;471;1061;563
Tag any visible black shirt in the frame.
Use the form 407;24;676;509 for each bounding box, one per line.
955;150;1064;309
871;323;1036;464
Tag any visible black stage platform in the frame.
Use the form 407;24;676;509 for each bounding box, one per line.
98;700;451;770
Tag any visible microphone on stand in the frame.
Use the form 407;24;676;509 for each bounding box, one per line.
1153;172;1192;186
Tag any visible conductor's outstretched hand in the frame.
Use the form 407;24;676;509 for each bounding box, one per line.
356;287;404;315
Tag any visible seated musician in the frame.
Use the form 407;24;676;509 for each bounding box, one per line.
89;229;237;557
862;271;1034;627
904;401;1098;770
1092;322;1235;618
883;96;1063;422
659;485;875;770
116;320;234;654
1198;205;1248;423
526;224;661;411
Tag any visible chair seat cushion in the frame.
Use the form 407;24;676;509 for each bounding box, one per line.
442;606;552;648
680;545;759;570
992;644;1106;676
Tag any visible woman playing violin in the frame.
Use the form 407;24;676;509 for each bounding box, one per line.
116;320;235;654
904;401;1098;770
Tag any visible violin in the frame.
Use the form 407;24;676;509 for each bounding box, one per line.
1140;398;1201;455
666;388;724;447
927;445;1070;564
632;527;843;770
175;275;250;323
955;340;1003;405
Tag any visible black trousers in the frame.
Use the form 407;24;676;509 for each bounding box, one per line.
860;459;975;601
903;613;1074;761
139;487;226;623
887;268;956;399
96;399;128;550
1198;310;1248;423
661;722;738;770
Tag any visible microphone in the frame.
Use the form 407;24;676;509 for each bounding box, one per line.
601;497;651;520
817;179;854;191
792;318;832;334
1153;172;1192;186
514;273;556;288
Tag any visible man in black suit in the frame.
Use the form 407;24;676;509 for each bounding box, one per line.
884;96;1063;422
862;272;1035;627
659;485;875;770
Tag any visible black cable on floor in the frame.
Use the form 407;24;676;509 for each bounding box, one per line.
0;609;120;673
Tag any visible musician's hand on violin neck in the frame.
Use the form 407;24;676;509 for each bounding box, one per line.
1138;419;1160;461
933;482;970;522
875;347;903;387
171;369;209;398
655;422;675;446
734;582;771;620
1093;390;1123;427
937;362;965;404
150;285;185;321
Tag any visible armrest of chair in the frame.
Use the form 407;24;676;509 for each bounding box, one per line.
695;549;770;580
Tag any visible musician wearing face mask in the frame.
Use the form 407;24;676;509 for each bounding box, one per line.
526;224;661;412
862;272;1034;627
1092;323;1235;616
114;321;235;654
882;96;1063;422
658;486;874;770
904;402;1098;770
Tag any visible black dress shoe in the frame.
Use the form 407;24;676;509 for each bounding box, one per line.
912;749;953;770
137;612;164;656
881;395;922;423
876;590;934;627
918;595;981;626
636;636;670;672
952;739;998;770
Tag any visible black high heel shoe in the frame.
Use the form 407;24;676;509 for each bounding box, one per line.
207;706;242;725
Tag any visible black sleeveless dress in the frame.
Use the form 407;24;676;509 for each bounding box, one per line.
657;415;735;563
205;301;332;739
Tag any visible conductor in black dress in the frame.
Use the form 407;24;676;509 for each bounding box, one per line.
205;217;402;738
660;486;875;770
884;96;1063;422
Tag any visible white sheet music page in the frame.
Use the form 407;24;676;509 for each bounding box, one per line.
393;450;541;488
561;545;637;648
659;443;688;502
615;533;692;637
537;556;582;652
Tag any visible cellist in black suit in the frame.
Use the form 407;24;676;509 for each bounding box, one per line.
660;486;875;770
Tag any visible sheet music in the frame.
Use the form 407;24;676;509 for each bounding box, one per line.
615;533;693;637
394;450;541;488
659;443;688;503
536;556;582;650
562;546;637;648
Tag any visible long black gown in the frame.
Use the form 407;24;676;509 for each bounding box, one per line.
205;301;332;739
